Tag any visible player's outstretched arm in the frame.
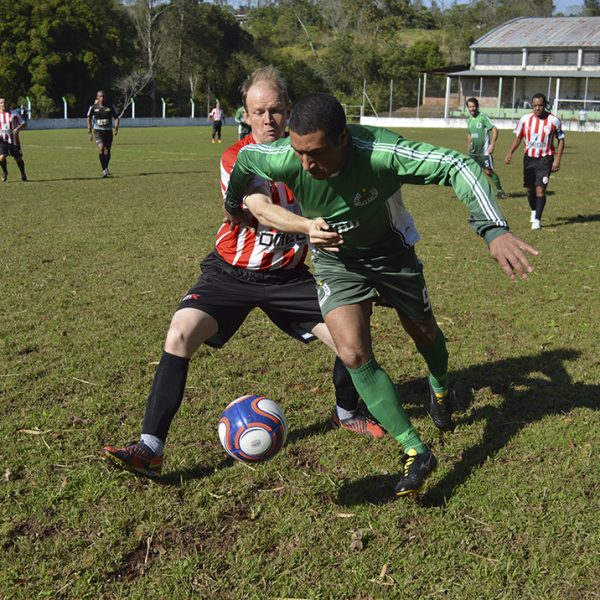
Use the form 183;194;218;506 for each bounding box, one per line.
244;189;343;251
488;232;539;280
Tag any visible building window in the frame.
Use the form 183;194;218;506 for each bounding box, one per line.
528;50;578;66
476;51;521;65
583;51;600;65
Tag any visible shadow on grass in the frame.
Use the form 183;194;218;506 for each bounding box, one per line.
28;170;208;183
505;190;555;199
156;458;231;486
338;348;598;507
552;213;600;226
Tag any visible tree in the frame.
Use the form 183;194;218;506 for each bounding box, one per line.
123;0;167;117
0;0;135;116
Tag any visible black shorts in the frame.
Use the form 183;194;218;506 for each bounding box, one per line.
212;121;222;135
94;129;113;148
523;155;553;189
0;141;22;158
177;252;323;348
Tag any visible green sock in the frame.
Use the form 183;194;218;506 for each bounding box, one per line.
490;171;504;194
416;328;449;395
347;358;426;453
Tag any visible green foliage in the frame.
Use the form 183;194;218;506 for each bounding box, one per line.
0;0;134;116
1;126;598;597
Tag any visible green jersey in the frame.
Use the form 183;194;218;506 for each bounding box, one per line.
467;112;496;156
224;125;508;258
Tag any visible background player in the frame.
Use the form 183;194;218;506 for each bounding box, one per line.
0;98;27;182
208;100;225;143
87;90;119;178
102;67;383;479
466;97;506;198
234;105;252;140
505;92;565;230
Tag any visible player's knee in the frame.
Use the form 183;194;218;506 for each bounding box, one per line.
337;346;372;370
164;323;195;356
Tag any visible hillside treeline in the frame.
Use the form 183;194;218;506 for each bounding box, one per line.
0;0;592;118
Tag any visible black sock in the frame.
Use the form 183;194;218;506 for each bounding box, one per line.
142;352;190;442
105;153;111;168
0;159;7;176
333;356;360;412
527;193;536;211
16;158;26;177
99;154;106;169
535;195;546;220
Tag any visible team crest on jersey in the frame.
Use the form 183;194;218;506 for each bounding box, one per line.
353;187;378;207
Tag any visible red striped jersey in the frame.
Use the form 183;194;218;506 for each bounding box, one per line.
216;134;308;271
0;110;22;146
514;112;564;158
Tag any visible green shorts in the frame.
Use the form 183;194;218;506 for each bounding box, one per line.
313;247;433;321
469;153;494;171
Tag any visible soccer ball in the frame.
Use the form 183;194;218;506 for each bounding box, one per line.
218;394;288;463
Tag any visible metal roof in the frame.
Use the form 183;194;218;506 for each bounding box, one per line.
471;17;600;49
450;69;600;78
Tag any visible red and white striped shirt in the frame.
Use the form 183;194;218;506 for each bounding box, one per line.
514;111;564;158
216;135;308;271
0;111;22;146
209;107;224;122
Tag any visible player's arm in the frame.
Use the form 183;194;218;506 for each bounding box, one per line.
466;132;472;153
244;184;343;251
489;127;498;155
112;107;120;135
86;108;93;141
552;132;565;172
391;138;538;279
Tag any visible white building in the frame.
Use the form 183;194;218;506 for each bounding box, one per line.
440;16;600;119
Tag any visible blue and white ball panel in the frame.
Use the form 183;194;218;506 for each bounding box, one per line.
218;394;287;463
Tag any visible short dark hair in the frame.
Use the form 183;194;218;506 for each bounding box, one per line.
288;92;346;142
466;97;479;108
532;93;548;106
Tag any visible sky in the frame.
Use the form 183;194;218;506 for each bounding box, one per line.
219;0;585;14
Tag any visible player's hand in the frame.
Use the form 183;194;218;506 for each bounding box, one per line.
489;232;539;280
488;143;495;154
114;129;118;136
504;153;513;165
88;133;93;142
223;205;254;231
551;159;560;172
308;218;343;251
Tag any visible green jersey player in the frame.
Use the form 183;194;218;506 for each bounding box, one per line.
225;93;538;497
466;97;506;198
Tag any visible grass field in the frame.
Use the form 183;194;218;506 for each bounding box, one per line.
1;125;599;599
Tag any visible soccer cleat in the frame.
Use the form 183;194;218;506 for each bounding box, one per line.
21;174;27;182
331;407;385;438
1;173;7;182
211;139;215;144
531;219;542;230
102;169;108;178
102;441;163;478
218;140;222;144
105;168;110;177
428;383;454;431
497;191;507;199
394;447;437;496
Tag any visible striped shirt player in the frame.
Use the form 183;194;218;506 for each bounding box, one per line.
208;103;225;142
225;95;539;495
0;97;27;182
505;93;565;229
217;134;308;271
